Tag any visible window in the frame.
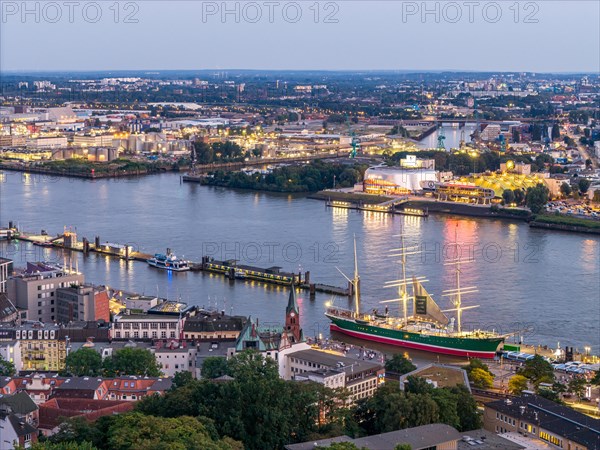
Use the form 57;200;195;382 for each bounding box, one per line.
161;331;167;338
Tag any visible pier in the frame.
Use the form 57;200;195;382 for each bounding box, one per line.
325;199;428;217
2;224;351;298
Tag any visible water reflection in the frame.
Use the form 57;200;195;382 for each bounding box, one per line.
0;173;598;352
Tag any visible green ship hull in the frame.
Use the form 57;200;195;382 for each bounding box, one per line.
327;314;504;359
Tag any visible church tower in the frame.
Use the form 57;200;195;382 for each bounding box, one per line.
285;285;302;343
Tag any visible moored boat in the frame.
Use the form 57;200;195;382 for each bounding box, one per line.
325;231;506;358
147;251;190;272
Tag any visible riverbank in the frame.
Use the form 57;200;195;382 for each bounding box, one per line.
401;200;532;221
530;214;600;235
308;190;393;204
0;160;186;179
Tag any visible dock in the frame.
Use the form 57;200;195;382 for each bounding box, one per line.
326;199;428;217
3;224;351;298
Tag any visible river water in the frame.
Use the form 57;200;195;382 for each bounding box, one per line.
0;171;598;353
419;124;477;150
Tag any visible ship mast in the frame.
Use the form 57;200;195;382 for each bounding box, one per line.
353;235;360;317
382;222;426;325
336;235;361;318
442;229;479;334
400;229;408;324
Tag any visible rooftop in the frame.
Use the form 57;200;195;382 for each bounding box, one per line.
289;348;383;374
285;424;462;450
485;394;600;450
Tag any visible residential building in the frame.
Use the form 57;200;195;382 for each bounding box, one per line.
7;263;84;323
112;313;183;341
0;340;21;373
0;257;12;293
0;405;38;449
56;285;110;323
483;394;600;450
153;340;196;377
38;398;133;436
14;323;67;372
480;124;502;141
285;348;385;402
182;310;247;341
0;293;18;323
58;321;111;343
0;391;39;427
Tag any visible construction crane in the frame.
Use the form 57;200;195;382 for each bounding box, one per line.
345;114;359;158
436;124;446;151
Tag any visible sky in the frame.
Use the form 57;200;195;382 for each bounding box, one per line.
1;0;599;73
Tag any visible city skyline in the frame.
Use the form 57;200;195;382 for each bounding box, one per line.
1;1;599;72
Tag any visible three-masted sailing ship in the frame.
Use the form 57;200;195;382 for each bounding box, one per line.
325;231;506;359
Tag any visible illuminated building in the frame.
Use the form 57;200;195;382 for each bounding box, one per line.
363;157;438;195
484;394;600;450
7;262;84;323
433;182;496;204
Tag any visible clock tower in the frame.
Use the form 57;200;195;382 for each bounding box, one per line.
285;284;302;343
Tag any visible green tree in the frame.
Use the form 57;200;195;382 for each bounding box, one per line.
450;385;481;431
0;354;16;376
537;388;563;404
469;368;494;389
560;182;572;197
103;348;161;377
519;355;554;386
385;354;416;375
201;357;229;379
502;189;515;205
578;178;591;194
591;371;600;386
403;376;434;395
431;388;460;429
551;123;561;141
172;371;194;389
508;375;529;395
395;445;412;450
104;413;240;450
513;189;525;205
64;348;103;377
465;359;493;377
525;184;550;214
226;350;279;381
29;442;99;450
316;444;367;450
568;376;587;400
511;128;520;143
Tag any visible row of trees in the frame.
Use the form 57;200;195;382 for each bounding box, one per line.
193;141;246;164
205;161;368;193
500;184;549;214
63;347;161;378
506;355;600;404
42;351;482;450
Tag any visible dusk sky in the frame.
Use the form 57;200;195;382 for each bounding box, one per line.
1;1;599;72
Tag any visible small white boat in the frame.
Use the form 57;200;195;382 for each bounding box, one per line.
234;269;246;279
147;252;190;272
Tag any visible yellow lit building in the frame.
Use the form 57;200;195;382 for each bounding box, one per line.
15;324;67;372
